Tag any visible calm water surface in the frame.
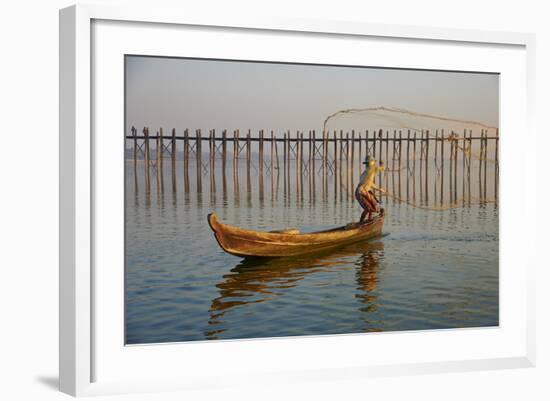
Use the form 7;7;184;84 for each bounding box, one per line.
125;160;498;344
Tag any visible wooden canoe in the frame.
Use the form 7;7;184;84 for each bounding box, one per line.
207;210;385;258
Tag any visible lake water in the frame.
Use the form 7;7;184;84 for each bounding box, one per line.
125;157;498;344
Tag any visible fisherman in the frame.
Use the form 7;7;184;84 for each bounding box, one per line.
355;155;386;223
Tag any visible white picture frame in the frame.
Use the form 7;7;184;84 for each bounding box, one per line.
59;4;536;397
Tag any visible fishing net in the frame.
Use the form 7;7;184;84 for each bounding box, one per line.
322;107;499;211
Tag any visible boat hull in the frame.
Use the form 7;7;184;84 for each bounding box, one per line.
207;211;385;258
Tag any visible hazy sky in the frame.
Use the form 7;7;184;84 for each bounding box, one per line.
125;56;499;134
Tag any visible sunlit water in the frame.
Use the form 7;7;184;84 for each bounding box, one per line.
125;158;498;344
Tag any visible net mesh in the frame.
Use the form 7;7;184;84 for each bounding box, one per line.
322;107;499;211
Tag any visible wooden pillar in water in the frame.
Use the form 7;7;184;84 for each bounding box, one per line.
377;129;383;193
440;129;445;205
495;129;499;200
209;129;215;194
391;131;396;200
246;129;251;194
351;130;355;192
283;132;287;197
334;131;338;199
234;129;240;199
419;131;424;203
462;129;466;203
270;131;274;175
406;130;410;201
425;130;429;204
434;130;442;204
270;131;274;198
346;132;351;198
131;127;138;190
398;130;402;199
246;129;251;170
144;127;150;192
312;130;316;177
183;128;189;193
132;126;137;167
259;130;264;203
478;130;483;200
232;129;237;175
449;132;453;203
412;131;417;202
454;134;458;203
385;130;389;200
483;130;488;201
222;129;227;196
323;130;328;196
339;130;344;201
358;133;362;174
258;130;264;175
371;129;376;161
295;131;300;200
308;131;312;199
222;130;227;169
259;129;264;176
196;129;202;193
468;130;473;204
171;128;176;192
299;132;304;201
311;130;316;198
157;128;163;193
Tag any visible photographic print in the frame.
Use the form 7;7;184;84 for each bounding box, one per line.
124;56;499;344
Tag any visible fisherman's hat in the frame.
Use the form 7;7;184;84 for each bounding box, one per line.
363;154;375;165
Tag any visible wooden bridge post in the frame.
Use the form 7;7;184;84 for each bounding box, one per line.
351;130;355;189
234;129;240;198
196;129;202;193
171;128;176;192
311;130;316;198
483;130;488;201
419;131;424;203
183;128;189;193
412;130;417;202
246;129;251;195
406;130;410;201
377;129;383;193
468;130;473;204
334;131;338;200
478;130;483;199
299;132;304;201
259;129;264;176
449;131;455;203
433;130;438;204
358;133;362;174
398;130;402;199
462;129;466;203
385;130;389;200
246;129;251;171
132;126;137;165
222;129;227;170
495;129;499;200
144;127;150;192
391;130;396;199
157;128;163;193
440;129;445;205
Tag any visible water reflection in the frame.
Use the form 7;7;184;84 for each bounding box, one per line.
206;239;384;339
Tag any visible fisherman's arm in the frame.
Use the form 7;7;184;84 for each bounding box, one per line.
372;182;386;194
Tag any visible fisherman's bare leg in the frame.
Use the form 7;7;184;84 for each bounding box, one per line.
360;210;369;223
